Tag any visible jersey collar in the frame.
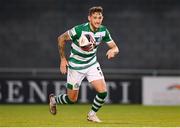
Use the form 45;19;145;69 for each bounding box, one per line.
88;22;100;33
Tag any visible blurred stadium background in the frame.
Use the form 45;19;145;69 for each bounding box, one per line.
0;0;180;69
0;0;180;126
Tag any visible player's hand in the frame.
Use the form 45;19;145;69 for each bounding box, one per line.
60;58;69;74
106;49;116;59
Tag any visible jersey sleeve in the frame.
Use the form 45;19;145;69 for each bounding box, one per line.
102;28;113;44
68;25;81;41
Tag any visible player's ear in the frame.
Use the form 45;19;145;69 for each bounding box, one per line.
88;15;91;21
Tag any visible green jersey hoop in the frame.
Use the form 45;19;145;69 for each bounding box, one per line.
68;22;113;70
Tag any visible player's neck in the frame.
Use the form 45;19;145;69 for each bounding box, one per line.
89;23;98;32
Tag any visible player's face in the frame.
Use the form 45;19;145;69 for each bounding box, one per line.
88;12;103;30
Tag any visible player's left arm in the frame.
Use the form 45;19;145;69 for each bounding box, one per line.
103;28;119;59
106;41;119;59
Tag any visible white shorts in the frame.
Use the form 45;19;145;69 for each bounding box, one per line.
67;62;104;90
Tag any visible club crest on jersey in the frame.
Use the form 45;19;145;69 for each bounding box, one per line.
74;83;80;89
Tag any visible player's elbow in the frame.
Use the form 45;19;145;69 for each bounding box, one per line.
114;46;119;55
116;46;119;54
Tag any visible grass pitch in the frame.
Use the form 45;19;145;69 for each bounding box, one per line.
0;104;180;127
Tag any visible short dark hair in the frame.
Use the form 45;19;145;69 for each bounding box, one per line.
88;6;103;16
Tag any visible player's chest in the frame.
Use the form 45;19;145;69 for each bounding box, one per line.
81;31;105;45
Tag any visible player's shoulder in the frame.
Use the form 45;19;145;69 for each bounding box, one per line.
74;23;88;29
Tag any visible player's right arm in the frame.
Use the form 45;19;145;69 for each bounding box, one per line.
57;31;71;74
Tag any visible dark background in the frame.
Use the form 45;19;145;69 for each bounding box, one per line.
0;0;180;70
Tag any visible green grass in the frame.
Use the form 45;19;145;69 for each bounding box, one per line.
0;104;180;127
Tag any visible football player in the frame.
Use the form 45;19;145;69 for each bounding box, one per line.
49;6;119;123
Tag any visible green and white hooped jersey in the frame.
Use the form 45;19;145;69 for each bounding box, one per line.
67;22;113;70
